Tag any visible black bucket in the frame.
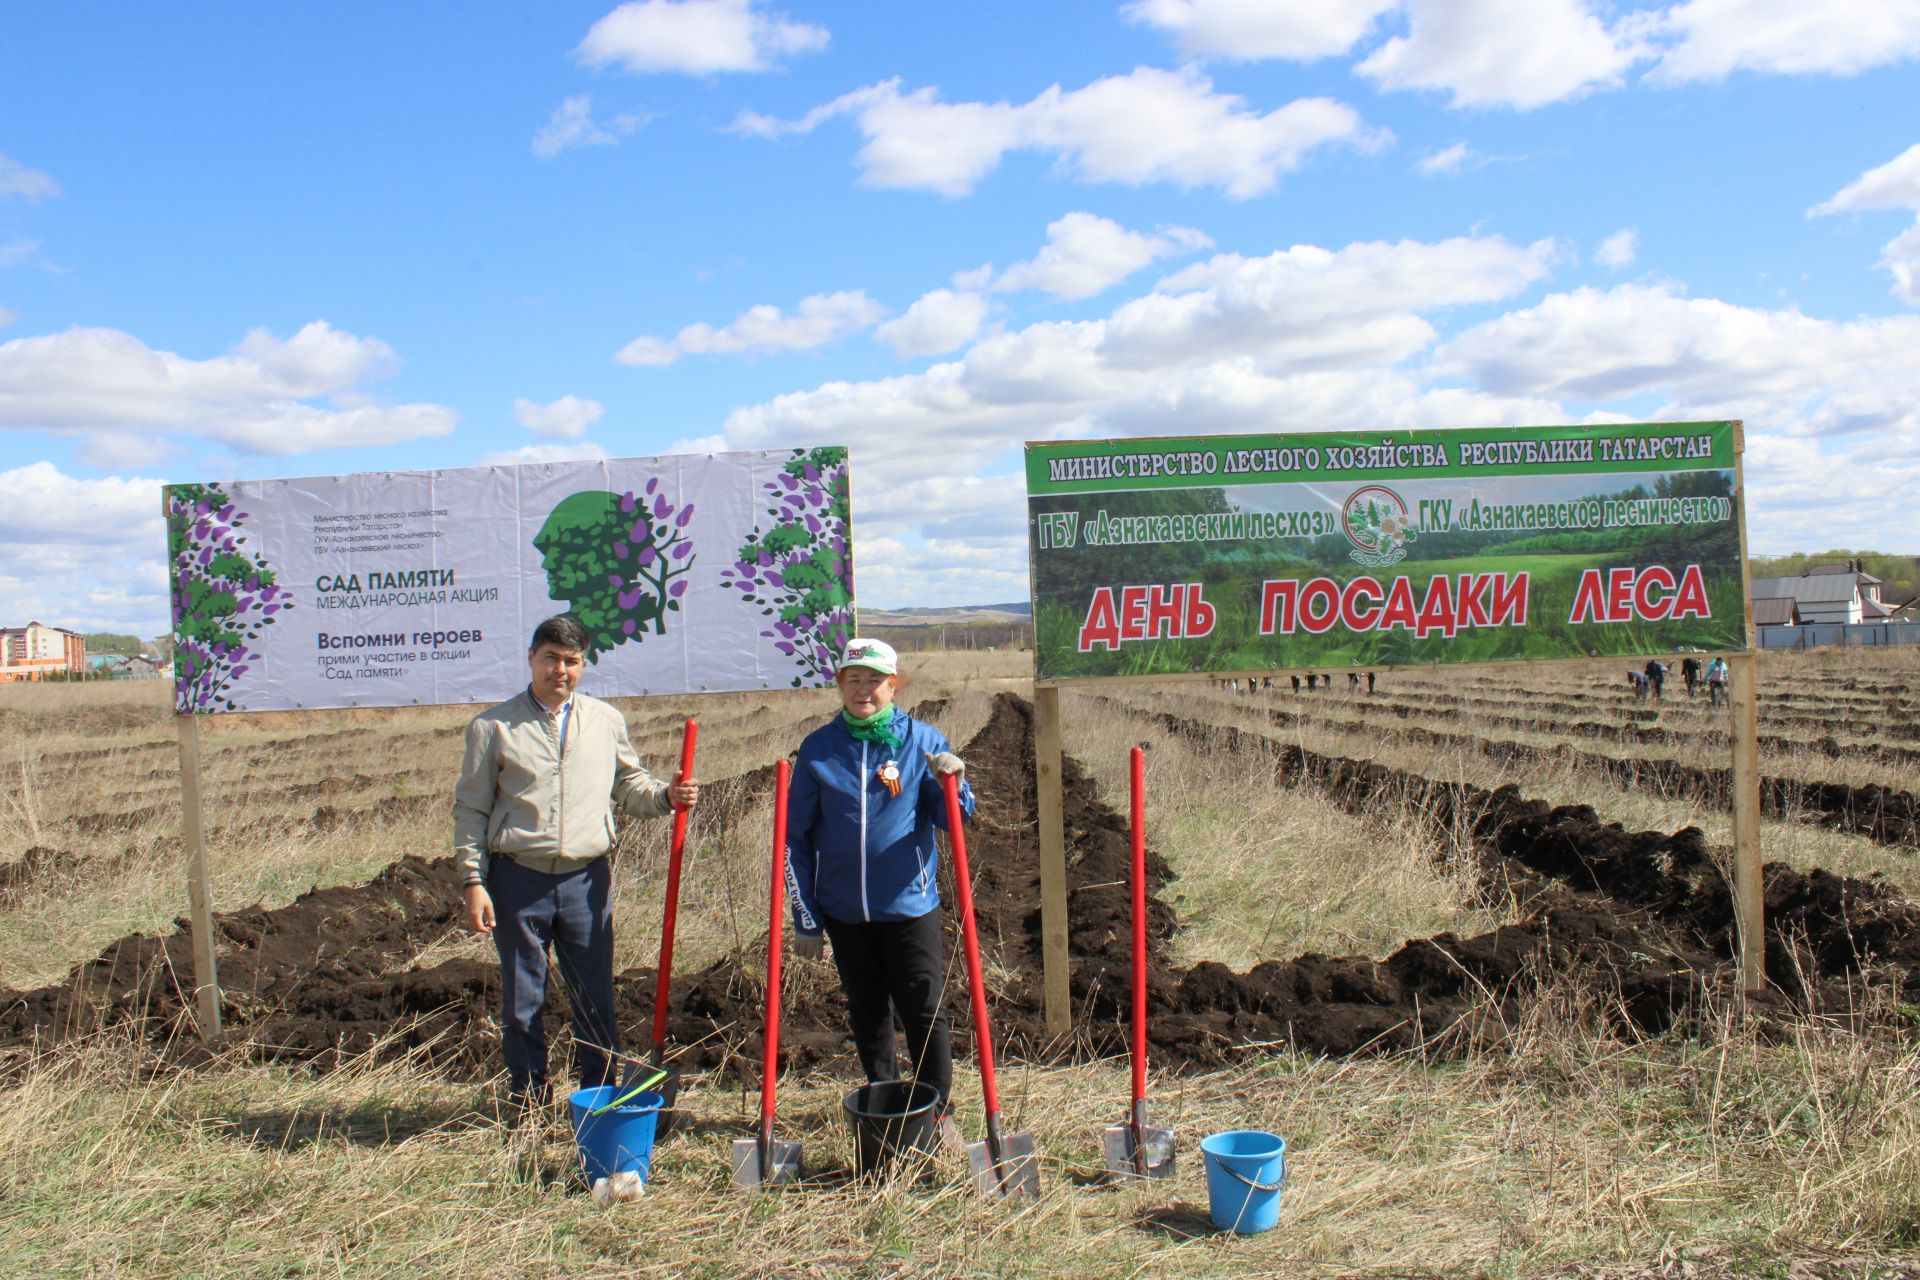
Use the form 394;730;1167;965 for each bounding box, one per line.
842;1080;942;1177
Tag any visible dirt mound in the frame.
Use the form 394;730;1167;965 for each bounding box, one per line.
6;695;1918;1084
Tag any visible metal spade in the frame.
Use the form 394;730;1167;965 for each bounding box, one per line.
942;771;1041;1200
1104;746;1175;1179
646;719;698;1131
731;759;802;1189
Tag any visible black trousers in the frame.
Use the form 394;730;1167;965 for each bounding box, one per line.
821;909;954;1111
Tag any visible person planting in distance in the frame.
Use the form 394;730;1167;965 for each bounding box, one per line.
784;638;976;1146
453;614;698;1121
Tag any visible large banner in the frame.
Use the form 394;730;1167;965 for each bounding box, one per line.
1026;422;1747;681
166;447;853;713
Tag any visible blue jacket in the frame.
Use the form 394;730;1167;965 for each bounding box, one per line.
785;708;976;935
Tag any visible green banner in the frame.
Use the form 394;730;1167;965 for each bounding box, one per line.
1026;423;1748;680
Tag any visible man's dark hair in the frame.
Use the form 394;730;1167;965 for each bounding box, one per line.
530;614;590;654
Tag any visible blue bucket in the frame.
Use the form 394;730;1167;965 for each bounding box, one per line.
1199;1130;1287;1234
568;1086;665;1185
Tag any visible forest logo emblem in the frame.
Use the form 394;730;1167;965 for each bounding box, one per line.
1341;485;1416;569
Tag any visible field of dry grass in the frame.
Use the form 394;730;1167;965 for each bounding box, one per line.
2;646;1917;1278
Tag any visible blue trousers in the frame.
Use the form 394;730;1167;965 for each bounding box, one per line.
490;855;620;1097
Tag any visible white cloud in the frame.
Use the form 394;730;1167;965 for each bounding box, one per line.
532;96;644;158
1123;235;1557;366
735;67;1383;198
1119;0;1400;61
513;394;605;440
1595;227;1638;270
0;462;169;633
0;237;42;268
1810;143;1920;215
1810;144;1920;305
0;461;162;547
0;306;15;328
695;235;1920;577
1416;142;1473;176
993;212;1211;300
718;233;1557;495
1358;0;1647;109
664;431;730;454
1431;282;1920;439
1641;0;1920;84
616;290;886;366
577;0;827;74
874;289;988;358
1878;223;1920;305
0;321;459;455
0;152;59;201
74;432;175;469
473;441;613;467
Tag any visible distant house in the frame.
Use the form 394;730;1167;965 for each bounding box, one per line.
1751;597;1798;627
82;653;163;679
0;621;86;682
1750;561;1886;626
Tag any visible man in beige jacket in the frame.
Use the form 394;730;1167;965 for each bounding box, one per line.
454;614;698;1113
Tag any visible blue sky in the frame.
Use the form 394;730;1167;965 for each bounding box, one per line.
4;0;1919;635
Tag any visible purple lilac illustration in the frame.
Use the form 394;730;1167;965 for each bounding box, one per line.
721;446;853;688
167;483;290;713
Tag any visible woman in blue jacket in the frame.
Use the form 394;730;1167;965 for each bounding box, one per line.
785;637;975;1137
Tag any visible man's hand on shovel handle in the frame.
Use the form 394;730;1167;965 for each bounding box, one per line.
669;779;699;809
464;884;495;933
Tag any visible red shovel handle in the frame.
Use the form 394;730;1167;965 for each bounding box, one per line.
650;719;698;1055
1130;746;1147;1108
942;772;1002;1118
760;759;790;1141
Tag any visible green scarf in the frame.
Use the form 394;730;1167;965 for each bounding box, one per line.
842;704;905;752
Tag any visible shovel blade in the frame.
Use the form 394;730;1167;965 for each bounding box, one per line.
965;1132;1040;1199
729;1137;803;1189
1102;1124;1176;1179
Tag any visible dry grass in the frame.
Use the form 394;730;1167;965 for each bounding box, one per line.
1063;691;1501;966
2;1010;1915;1278
4;648;1920;1276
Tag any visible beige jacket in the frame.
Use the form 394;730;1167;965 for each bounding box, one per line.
453;689;672;881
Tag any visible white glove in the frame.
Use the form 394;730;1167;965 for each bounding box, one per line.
925;751;965;777
793;933;825;960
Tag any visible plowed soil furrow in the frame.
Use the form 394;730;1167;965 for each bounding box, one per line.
7;695;1917;1085
1267;685;1912;764
1160;695;1920;849
1103;700;1920;1001
1364;682;1920;742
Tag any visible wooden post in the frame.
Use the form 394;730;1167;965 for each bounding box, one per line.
176;713;222;1037
1726;420;1765;994
1727;651;1764;992
1033;683;1071;1037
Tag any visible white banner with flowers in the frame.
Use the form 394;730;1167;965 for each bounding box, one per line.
164;447;854;713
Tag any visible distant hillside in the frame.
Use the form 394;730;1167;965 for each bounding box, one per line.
859;602;1030;627
858;602;1030;652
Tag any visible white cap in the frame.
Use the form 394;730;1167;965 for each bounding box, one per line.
837;637;898;676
